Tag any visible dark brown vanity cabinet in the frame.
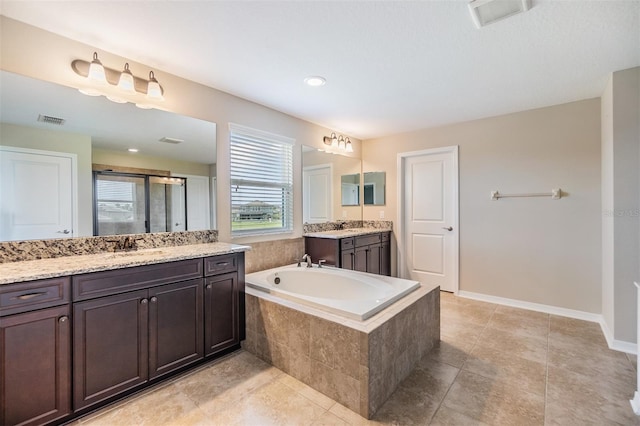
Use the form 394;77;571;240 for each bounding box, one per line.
305;231;391;276
2;251;244;425
72;259;205;412
203;253;244;356
0;277;72;426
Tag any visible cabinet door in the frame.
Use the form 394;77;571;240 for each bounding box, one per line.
73;290;149;411
354;246;368;272
341;249;355;270
381;241;391;276
1;305;71;426
148;279;204;380
367;243;382;275
204;273;238;356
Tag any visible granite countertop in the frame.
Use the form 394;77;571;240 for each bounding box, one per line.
303;227;392;239
0;242;251;285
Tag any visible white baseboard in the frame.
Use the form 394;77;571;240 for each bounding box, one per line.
456;290;637;354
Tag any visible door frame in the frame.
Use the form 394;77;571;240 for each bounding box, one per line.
396;145;459;293
0;145;78;239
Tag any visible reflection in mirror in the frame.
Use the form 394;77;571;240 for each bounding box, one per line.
341;174;360;206
302;146;362;223
94;172;187;236
0;70;217;241
363;172;386;205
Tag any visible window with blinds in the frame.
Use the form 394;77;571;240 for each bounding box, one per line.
229;124;294;236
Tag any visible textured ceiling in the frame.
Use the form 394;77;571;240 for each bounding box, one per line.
2;1;639;139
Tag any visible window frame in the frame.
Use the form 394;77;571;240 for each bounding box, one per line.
229;123;295;238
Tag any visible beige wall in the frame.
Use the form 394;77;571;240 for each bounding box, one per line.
0;16;362;244
92;148;211;177
0;122;94;236
601;67;640;344
363;99;602;314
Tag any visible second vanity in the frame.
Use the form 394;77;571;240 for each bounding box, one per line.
304;228;391;276
0;242;248;426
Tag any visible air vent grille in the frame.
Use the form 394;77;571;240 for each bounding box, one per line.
158;137;184;144
37;114;66;126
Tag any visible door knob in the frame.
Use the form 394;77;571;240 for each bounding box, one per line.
442;226;453;231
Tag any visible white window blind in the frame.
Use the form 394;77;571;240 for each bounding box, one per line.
229;124;294;236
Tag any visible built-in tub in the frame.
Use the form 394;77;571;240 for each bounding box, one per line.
244;264;440;419
246;264;420;320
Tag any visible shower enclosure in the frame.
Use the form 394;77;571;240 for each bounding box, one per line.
93;171;187;236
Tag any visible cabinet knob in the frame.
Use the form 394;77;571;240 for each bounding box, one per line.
59;316;68;323
150;297;157;303
206;284;212;290
140;298;148;305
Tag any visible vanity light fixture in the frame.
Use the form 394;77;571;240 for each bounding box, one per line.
323;132;354;153
127;148;139;153
72;52;165;108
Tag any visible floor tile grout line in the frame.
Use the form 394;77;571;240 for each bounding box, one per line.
426;365;464;425
427;299;498;425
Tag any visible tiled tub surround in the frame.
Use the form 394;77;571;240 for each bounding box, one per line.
0;230;218;263
244;238;304;274
0;241;248;285
243;281;440;419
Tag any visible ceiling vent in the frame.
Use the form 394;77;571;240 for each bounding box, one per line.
468;0;531;28
37;114;66;126
158;137;184;144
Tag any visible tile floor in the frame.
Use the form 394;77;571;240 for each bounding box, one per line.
71;292;639;425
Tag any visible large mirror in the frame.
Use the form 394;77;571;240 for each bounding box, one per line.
363;172;386;205
0;70;217;242
302;146;361;223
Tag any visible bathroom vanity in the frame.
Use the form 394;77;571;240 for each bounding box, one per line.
304;229;391;276
0;244;247;426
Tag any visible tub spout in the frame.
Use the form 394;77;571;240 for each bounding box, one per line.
302;254;313;268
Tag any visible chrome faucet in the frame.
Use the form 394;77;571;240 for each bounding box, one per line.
302;253;313;268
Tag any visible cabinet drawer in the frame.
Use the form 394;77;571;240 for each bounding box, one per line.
355;233;382;247
381;232;390;242
0;277;70;316
340;238;355;250
73;258;203;301
204;254;238;276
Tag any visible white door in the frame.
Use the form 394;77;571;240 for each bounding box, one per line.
341;183;359;206
178;174;211;231
0;147;76;241
169;183;187;232
399;146;458;292
303;165;332;223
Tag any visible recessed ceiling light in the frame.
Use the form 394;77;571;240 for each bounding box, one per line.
128;148;139;153
304;76;326;87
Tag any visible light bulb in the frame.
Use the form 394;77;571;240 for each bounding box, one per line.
331;132;338;148
117;63;136;94
345;138;353;153
87;52;107;84
146;71;164;101
338;135;346;150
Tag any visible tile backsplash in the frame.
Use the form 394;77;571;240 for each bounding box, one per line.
303;220;393;234
0;230;218;263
